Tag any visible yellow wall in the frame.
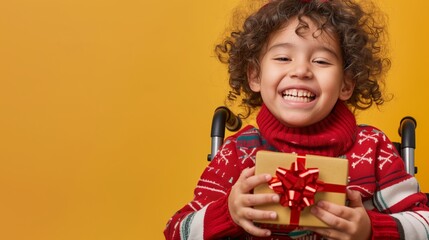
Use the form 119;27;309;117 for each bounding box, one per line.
0;0;427;239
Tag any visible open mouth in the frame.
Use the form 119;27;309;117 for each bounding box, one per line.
282;89;316;103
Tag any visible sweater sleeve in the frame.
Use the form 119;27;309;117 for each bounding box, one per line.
164;136;248;240
369;128;429;240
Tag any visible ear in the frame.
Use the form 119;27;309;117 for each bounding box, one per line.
247;65;261;92
339;72;355;101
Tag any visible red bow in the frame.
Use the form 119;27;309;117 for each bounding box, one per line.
268;156;323;211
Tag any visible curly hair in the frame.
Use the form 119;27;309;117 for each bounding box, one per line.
215;0;391;118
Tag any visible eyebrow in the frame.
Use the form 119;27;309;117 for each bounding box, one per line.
267;42;340;59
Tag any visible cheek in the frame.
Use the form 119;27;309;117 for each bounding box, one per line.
261;68;284;85
320;72;344;92
260;78;279;95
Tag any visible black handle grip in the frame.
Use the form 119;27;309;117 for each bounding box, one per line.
398;116;417;149
210;107;242;138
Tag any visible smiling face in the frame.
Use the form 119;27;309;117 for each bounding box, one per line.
248;17;354;127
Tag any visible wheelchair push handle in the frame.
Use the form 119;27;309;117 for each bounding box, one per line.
399;116;417;149
211;106;242;136
398;116;417;176
207;107;242;161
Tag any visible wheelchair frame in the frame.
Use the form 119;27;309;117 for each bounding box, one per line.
207;106;418;177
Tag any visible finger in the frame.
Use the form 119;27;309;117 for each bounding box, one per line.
313;200;355;220
346;189;364;208
242;207;277;221
240;167;256;179
239;220;271;237
239;173;272;193
242;193;280;207
310;203;351;230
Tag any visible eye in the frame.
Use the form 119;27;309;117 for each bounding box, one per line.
273;57;291;62
312;59;332;65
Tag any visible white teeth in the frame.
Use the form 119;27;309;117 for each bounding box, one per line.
282;89;315;102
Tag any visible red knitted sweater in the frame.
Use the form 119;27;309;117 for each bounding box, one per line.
164;102;429;240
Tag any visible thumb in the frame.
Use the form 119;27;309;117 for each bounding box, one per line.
347;189;363;208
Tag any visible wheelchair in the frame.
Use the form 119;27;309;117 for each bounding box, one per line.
207;106;416;174
206;106;426;199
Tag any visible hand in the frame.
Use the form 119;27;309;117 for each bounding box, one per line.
304;189;371;240
228;167;280;237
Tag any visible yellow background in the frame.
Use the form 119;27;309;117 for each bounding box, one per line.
0;0;427;239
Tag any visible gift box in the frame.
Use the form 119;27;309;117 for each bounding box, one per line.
254;150;349;228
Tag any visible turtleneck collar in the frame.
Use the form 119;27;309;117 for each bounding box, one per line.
256;101;357;157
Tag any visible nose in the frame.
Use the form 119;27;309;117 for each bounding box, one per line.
290;61;313;80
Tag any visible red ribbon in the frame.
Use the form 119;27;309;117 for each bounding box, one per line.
268;155;346;226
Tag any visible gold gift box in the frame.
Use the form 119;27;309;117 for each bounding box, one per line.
254;150;349;227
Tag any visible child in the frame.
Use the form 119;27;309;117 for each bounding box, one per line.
164;0;429;239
